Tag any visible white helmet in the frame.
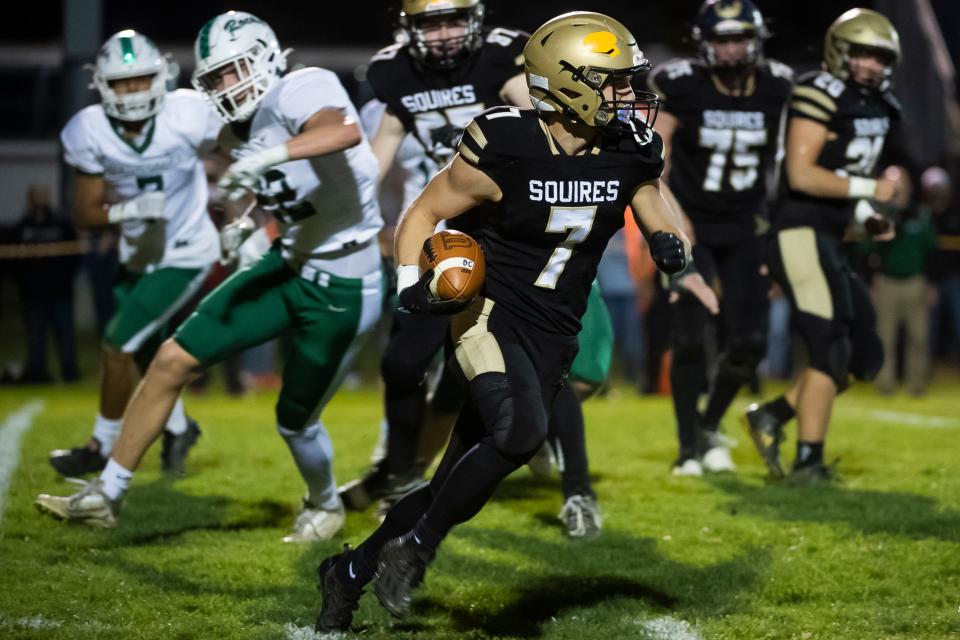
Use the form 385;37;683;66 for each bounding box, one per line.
92;30;170;122
191;12;290;123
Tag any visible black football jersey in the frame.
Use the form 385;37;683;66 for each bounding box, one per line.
366;27;527;166
457;106;665;336
774;70;902;237
647;57;794;234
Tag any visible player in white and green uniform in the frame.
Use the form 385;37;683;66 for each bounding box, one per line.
49;30;220;478
37;12;384;543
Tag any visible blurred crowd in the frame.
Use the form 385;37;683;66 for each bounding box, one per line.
3;158;959;396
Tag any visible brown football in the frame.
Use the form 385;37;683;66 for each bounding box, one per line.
419;230;485;303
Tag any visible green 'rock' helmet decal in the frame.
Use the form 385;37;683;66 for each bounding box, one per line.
198;18;215;59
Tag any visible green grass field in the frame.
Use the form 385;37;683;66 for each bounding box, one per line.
1;379;958;640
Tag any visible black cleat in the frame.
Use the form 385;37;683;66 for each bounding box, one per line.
373;532;433;617
49;445;107;477
339;463;425;511
315;547;364;633
161;418;201;475
742;403;786;478
786;462;838;486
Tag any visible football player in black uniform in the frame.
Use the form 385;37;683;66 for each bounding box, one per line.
337;0;530;508
345;0;614;538
742;8;902;483
647;0;794;476
314;12;717;631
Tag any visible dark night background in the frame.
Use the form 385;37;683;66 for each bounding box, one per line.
7;0;960;71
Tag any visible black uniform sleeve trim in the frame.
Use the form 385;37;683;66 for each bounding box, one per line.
75;169;104;177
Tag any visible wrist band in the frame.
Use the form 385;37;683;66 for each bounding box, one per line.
258;144;290;167
396;264;420;294
848;176;877;200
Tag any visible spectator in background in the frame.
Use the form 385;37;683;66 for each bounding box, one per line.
759;287;793;381
928;166;960;360
597;222;645;390
11;185;80;382
872;167;938;396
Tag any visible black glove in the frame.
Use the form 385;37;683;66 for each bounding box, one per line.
398;269;471;315
429;124;465;151
649;231;687;275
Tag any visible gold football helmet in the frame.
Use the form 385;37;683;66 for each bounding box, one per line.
399;0;485;69
824;8;900;90
523;12;658;136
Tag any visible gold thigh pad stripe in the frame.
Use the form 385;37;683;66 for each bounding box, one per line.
452;297;506;380
778;227;834;320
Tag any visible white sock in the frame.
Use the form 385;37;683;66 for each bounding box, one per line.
92;414;122;457
164;398;188;435
99;458;133;501
278;422;340;511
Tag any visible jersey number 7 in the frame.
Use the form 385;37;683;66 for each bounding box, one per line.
535;206;597;289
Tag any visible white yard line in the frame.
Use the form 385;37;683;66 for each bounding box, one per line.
0;399;44;523
835;406;960;429
636;616;705;640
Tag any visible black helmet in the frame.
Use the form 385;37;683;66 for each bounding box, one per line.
691;0;769;70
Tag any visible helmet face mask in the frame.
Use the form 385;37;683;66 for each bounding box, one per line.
846;44;896;89
400;0;484;70
525;12;658;141
194;51;273;122
566;65;659;137
703;33;757;71
191;11;289;123
823;8;900;93
691;0;768;75
93;30;170;122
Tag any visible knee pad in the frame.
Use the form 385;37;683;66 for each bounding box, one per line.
276;393;313;432
809;334;852;390
716;332;766;383
850;329;884;382
471;373;546;464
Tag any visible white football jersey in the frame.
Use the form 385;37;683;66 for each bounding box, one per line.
61;89;220;272
359;98;437;219
223;68;382;267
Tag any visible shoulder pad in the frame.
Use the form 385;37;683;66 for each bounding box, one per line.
480;26;528;72
789;71;843;125
647;58;699;101
457;106;526;169
369;43;405;64
366;47;408;98
164;89;208;114
483;26;528;50
763;59;795;83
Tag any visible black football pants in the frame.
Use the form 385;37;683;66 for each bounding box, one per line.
351;301;577;572
670;235;769;455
